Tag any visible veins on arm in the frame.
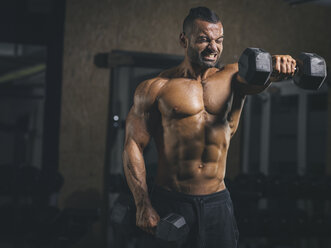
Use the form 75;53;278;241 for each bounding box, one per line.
122;79;162;205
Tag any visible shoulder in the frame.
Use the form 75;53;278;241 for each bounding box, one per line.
133;77;168;112
213;63;238;77
223;63;239;73
135;77;167;98
135;65;184;98
211;63;238;83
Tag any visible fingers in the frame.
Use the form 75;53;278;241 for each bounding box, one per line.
273;56;281;73
285;57;292;74
281;57;288;74
138;217;158;234
272;55;296;80
146;215;159;234
291;59;296;76
136;208;160;235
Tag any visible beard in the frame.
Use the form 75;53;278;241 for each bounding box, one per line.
187;45;221;69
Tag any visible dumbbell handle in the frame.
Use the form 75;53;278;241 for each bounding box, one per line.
270;65;297;80
271;53;325;76
270;52;327;90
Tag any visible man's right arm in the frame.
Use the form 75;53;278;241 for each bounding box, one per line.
122;79;161;234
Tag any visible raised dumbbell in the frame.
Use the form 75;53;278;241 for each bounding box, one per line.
238;48;327;90
293;52;327;90
238;47;273;86
155;213;189;242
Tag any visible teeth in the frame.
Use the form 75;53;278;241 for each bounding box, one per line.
205;54;216;59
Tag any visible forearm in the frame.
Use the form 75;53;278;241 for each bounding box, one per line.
234;52;296;95
123;139;151;207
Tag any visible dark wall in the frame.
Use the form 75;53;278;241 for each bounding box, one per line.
59;0;331;247
0;0;65;175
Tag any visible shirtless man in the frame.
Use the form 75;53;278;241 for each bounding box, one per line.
123;7;296;248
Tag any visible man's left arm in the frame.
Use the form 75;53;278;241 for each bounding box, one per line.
233;54;296;95
226;54;296;136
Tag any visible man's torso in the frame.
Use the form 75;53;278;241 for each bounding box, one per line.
147;64;245;194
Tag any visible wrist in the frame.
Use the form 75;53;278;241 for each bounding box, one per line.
135;196;152;209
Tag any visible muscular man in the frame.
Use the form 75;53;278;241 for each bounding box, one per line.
123;7;296;248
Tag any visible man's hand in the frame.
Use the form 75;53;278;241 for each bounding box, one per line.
136;201;160;234
271;55;297;81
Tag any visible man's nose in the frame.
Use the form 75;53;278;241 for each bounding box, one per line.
208;40;218;52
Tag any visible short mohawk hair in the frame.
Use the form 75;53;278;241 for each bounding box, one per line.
183;7;221;34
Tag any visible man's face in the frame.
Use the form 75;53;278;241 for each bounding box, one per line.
186;19;224;69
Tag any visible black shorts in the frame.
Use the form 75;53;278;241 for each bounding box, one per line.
137;185;239;248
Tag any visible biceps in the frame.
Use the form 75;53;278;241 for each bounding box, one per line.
123;138;145;166
124;111;151;150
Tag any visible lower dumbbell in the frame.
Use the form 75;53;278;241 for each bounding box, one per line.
155;213;189;242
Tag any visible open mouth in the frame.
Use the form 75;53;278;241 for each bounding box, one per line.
201;52;217;61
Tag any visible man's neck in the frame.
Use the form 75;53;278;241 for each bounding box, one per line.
179;57;218;80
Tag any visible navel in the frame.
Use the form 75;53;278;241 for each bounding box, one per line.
203;110;208;118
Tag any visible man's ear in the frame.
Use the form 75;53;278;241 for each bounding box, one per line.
179;32;188;48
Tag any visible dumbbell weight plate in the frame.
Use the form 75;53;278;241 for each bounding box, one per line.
293;52;327;90
238;48;273;86
155;213;189;242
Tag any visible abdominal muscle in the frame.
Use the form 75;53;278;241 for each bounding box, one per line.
155;159;227;195
153;113;230;195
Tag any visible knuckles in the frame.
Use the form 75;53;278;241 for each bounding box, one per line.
136;209;160;233
272;55;296;74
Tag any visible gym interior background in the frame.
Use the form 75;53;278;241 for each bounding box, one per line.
0;0;330;247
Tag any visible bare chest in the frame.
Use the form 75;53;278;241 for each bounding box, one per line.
158;77;233;119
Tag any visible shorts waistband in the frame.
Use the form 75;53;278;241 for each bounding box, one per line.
151;185;230;203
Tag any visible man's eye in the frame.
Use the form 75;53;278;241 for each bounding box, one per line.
216;39;223;44
198;37;208;42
